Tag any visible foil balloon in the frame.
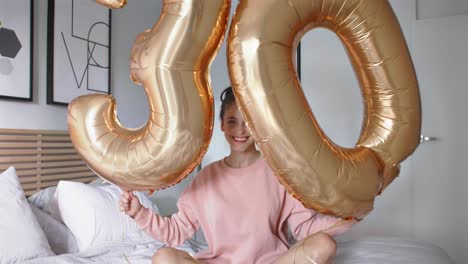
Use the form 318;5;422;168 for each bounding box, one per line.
67;0;230;190
95;0;127;9
228;0;421;219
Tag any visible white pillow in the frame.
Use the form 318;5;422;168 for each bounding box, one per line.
30;205;78;255
54;181;160;251
39;179;126;222
0;167;54;263
28;186;57;210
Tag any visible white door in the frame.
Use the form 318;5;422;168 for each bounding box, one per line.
411;14;468;264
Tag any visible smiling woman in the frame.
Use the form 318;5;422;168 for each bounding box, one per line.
219;87;259;167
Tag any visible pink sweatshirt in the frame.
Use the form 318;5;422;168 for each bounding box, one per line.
134;157;352;263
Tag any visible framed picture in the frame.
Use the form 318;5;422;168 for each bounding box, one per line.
0;0;33;101
47;0;111;105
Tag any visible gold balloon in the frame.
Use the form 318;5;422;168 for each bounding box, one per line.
67;0;230;190
227;0;421;219
95;0;127;9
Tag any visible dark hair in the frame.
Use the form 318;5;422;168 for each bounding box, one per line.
219;86;236;120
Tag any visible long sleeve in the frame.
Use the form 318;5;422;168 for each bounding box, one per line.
286;195;356;241
133;192;199;247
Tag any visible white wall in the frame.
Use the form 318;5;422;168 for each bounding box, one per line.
417;0;468;19
410;13;468;264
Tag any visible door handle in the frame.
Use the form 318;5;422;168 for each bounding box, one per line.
420;134;439;143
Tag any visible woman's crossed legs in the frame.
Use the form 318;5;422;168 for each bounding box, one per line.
152;247;198;264
152;232;336;264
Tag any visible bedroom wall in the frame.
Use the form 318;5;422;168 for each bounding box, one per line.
409;12;468;264
417;0;468;19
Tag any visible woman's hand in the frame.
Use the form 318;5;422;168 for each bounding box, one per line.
119;190;143;219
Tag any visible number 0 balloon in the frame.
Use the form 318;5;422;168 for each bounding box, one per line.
68;0;230;190
228;0;421;219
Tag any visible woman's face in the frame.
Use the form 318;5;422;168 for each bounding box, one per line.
221;103;256;153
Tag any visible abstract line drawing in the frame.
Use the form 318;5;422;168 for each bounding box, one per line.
48;0;111;105
61;0;109;92
0;0;33;101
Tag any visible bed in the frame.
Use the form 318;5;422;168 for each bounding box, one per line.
0;128;455;264
0;128;199;264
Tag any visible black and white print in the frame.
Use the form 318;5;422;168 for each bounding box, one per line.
0;0;33;101
47;0;111;105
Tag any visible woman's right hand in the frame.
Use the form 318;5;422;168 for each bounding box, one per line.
119;190;143;219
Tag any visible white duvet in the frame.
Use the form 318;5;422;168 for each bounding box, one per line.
334;237;454;264
20;237;454;264
20;241;198;264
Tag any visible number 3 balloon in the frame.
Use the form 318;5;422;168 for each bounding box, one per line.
228;0;421;219
68;0;230;190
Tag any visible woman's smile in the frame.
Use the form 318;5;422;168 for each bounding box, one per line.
233;136;248;142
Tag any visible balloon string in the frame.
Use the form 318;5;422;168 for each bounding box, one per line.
293;219;351;264
319;218;349;234
293;235;319;264
123;254;132;264
190;254;200;263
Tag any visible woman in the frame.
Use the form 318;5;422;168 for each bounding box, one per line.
120;87;356;264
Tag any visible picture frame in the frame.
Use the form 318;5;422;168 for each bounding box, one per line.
0;0;33;101
47;0;111;106
297;42;302;81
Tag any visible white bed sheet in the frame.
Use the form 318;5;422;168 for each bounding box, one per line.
334;237;454;264
20;241;198;264
20;236;454;264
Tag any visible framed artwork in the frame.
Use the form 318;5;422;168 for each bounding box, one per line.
47;0;111;105
0;0;33;101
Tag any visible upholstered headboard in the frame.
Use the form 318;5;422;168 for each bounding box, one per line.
0;128;97;195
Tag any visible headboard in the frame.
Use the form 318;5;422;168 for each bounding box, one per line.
0;128;97;195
